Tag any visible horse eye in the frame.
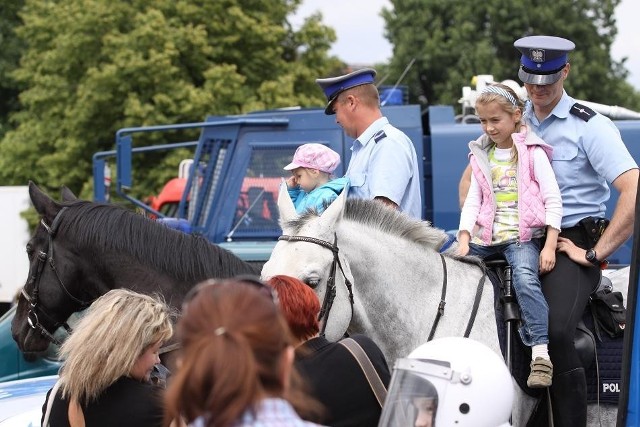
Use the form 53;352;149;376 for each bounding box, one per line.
26;244;34;259
306;278;321;289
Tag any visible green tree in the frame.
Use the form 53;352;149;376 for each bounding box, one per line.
0;0;339;198
382;0;640;112
0;0;25;138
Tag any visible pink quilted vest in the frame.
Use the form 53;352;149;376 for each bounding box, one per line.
469;127;553;245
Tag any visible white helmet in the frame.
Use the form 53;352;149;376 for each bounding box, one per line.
378;337;514;427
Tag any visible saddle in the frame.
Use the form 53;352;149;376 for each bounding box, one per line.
487;264;624;404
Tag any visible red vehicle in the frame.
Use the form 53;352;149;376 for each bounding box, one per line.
148;171;281;226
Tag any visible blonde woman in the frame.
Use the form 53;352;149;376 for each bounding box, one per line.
42;289;173;427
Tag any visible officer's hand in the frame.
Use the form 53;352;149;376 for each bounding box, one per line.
556;237;590;267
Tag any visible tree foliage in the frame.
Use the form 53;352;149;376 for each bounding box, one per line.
4;0;639;201
0;0;340;198
0;0;25;138
382;0;640;112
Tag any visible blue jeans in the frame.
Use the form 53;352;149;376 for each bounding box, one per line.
469;239;549;347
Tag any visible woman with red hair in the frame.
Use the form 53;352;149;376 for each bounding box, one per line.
267;275;390;427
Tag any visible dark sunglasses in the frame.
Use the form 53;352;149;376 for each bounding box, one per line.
234;275;278;303
182;275;278;310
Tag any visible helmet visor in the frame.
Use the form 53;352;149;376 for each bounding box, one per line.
378;359;448;427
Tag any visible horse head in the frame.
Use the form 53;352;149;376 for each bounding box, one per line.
262;182;354;341
14;181;262;358
11;182;93;354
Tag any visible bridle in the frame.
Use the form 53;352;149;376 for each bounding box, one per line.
278;234;354;337
278;233;488;342
20;207;94;345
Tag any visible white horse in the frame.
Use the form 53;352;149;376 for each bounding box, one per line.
261;185;625;426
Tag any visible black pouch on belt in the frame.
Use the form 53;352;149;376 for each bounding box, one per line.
578;216;610;247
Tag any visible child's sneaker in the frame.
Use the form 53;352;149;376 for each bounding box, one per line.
527;357;553;388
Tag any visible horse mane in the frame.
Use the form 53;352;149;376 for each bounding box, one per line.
292;198;450;251
57;201;259;282
344;198;451;249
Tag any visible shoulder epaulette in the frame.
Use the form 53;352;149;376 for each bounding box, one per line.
570;103;596;122
373;130;387;143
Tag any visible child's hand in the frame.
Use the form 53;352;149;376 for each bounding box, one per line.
286;176;298;189
539;247;556;274
457;242;470;256
456;231;470;256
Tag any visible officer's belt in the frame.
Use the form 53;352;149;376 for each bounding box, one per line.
560;217;610;249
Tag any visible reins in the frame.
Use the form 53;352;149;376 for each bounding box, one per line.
278;234;354;337
464;264;487;337
427;254;448;341
428;254;488;341
277;232;487;342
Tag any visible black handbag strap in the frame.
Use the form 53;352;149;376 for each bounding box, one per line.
339;337;387;407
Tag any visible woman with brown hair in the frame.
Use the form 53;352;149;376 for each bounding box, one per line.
266;275;390;427
164;277;324;427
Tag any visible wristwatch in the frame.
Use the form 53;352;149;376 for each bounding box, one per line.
585;248;600;266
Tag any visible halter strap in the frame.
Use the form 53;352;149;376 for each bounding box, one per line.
278;235;338;254
41;208;93;307
278;234;354;337
24;207;94;344
41;206;67;236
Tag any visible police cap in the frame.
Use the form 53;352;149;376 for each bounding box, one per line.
514;36;575;85
316;68;376;115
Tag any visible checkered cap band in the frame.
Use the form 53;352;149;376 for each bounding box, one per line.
481;86;518;106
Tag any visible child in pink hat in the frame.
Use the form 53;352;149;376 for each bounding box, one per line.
284;143;349;215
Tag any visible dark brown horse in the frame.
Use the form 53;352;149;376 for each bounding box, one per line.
11;182;259;359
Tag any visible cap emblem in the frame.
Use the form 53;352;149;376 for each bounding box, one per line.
530;49;545;63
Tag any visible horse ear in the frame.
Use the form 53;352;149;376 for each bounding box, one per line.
29;181;61;220
317;183;347;229
277;180;298;225
60;186;78;202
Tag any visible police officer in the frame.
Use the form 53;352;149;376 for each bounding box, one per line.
315;68;422;219
515;35;639;426
379;337;514;427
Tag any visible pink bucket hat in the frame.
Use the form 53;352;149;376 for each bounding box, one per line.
284;143;341;174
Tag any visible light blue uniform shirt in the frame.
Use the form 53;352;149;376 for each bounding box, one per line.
345;117;422;219
525;91;637;228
